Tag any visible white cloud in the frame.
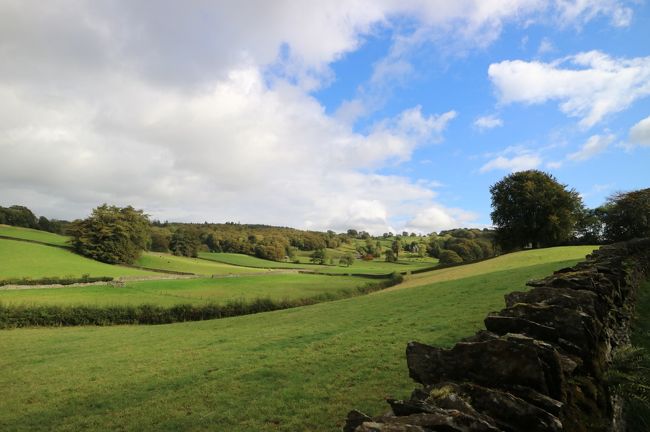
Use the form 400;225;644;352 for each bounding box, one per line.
0;67;455;234
480;155;542;173
555;0;633;27
488;51;650;127
537;37;555;55
474;114;503;130
628;115;650;148
566;133;615;160
404;205;480;234
332;1;636;125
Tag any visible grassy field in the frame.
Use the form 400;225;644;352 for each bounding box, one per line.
135;252;268;276
0;274;375;307
199;252;309;269
200;252;437;275
307;258;437;275
0;239;156;280
0;246;591;431
0;224;70;247
396;245;597;290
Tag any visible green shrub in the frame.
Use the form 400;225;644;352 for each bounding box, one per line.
0;275;113;287
438;249;463;265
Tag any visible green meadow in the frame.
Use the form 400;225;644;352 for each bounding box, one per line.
0;274;374;307
0;239;155;280
397;245;597;290
0;224;70;247
135;252;268;276
200;251;437;274
199;252;310;269
0;246;591;431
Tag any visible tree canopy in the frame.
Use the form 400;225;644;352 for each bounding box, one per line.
601;188;650;242
68;204;150;264
169;226;201;257
490;170;582;250
0;205;38;229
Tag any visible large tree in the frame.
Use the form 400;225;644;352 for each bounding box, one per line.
169;226;201;258
601;188;650;242
68;204;150;264
0;205;38;229
490;170;582;250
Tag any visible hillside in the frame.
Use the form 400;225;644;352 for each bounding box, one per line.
0;274;376;307
0;239;156;280
0;246;592;431
135;252;269;276
0;224;70;247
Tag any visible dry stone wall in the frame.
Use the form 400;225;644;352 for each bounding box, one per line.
344;239;650;432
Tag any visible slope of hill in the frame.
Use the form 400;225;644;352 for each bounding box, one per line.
135;252;268;276
0;239;156;280
0;246;593;431
0;273;376;307
395;245;597;290
200;251;437;274
0;224;70;247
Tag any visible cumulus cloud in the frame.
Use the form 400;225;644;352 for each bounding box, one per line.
474;114;503;130
403;205;480;234
479;154;543;173
0;65;450;233
488;51;650;127
566;133;615;160
333;0;635;125
628;115;650;148
537;38;555;55
555;0;633;27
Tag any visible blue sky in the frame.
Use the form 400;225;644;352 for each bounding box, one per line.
1;1;649;234
312;4;650;227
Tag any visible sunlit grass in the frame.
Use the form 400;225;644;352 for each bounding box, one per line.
0;224;70;247
0;246;592;431
0;239;155;280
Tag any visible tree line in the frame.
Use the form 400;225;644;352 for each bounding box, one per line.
0;205;69;234
2;172;648;266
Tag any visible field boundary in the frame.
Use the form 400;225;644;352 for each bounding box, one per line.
196;255;308;269
0;273;404;328
198;254;439;276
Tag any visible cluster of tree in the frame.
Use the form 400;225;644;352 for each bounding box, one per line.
0;205;69;234
589;188;650;243
146;221;351;260
489;171;650;250
355;239;382;260
426;228;497;265
68;205;150;264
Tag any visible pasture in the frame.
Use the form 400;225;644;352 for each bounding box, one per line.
0;224;70;247
200;252;437;275
135;252;267;276
0;246;591;431
0;274;374;307
0;239;155;280
199;252;308;269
